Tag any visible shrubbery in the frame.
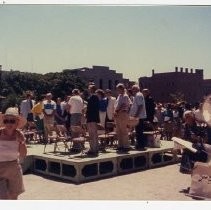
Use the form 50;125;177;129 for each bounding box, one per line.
0;69;87;111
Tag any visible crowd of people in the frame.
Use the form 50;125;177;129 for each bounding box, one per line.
1;82;211;199
15;83;211;149
16;83;149;154
11;83;211;153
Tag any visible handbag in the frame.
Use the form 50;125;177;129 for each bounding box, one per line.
189;162;211;199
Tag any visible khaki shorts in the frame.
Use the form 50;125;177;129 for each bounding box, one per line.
0;160;25;197
71;113;82;126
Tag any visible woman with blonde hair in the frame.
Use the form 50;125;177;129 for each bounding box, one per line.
0;107;27;199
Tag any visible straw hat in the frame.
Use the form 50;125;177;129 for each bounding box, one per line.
0;107;27;129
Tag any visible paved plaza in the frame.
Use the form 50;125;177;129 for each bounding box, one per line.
17;140;209;201
19;163;194;200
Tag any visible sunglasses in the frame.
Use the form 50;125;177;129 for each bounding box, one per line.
3;119;17;124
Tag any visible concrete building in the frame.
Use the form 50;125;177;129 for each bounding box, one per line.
204;79;211;96
139;67;207;103
63;65;132;91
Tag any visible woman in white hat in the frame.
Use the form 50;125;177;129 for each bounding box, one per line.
0;107;27;200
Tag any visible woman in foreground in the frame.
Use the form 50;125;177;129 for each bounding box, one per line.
0;107;27;200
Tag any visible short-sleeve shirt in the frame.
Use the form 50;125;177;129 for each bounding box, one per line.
43;100;56;115
114;93;131;112
129;92;147;119
32;102;43;115
99;98;108;112
68;95;84;114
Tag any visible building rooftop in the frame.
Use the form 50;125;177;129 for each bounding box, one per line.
140;67;204;79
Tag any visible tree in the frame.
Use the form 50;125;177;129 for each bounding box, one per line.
170;91;186;104
0;69;86;111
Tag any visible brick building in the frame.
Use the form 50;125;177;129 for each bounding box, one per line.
63;65;132;92
139;67;209;104
204;79;211;96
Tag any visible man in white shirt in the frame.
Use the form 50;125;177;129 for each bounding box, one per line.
42;93;56;142
105;89;116;123
129;85;147;150
68;89;84;128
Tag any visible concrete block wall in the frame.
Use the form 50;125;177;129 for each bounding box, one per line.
117;152;149;174
148;149;176;168
32;155;118;183
24;148;178;184
78;157;118;183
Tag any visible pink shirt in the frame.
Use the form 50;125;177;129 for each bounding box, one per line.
0;140;19;162
0;130;20;162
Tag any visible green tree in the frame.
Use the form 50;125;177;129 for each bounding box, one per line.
0;69;86;111
170;91;186;104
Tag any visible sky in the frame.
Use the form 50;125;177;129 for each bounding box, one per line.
0;4;211;82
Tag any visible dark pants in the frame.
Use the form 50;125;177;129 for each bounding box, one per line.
64;113;71;135
147;116;154;124
135;119;146;148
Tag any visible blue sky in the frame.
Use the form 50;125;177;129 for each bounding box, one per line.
0;5;211;82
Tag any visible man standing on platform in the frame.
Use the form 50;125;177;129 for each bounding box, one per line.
68;89;84;137
20;91;35;128
130;85;147;150
114;83;131;152
142;88;156;124
42;93;56;142
86;84;100;156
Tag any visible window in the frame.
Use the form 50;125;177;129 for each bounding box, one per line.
99;79;103;89
108;80;112;90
